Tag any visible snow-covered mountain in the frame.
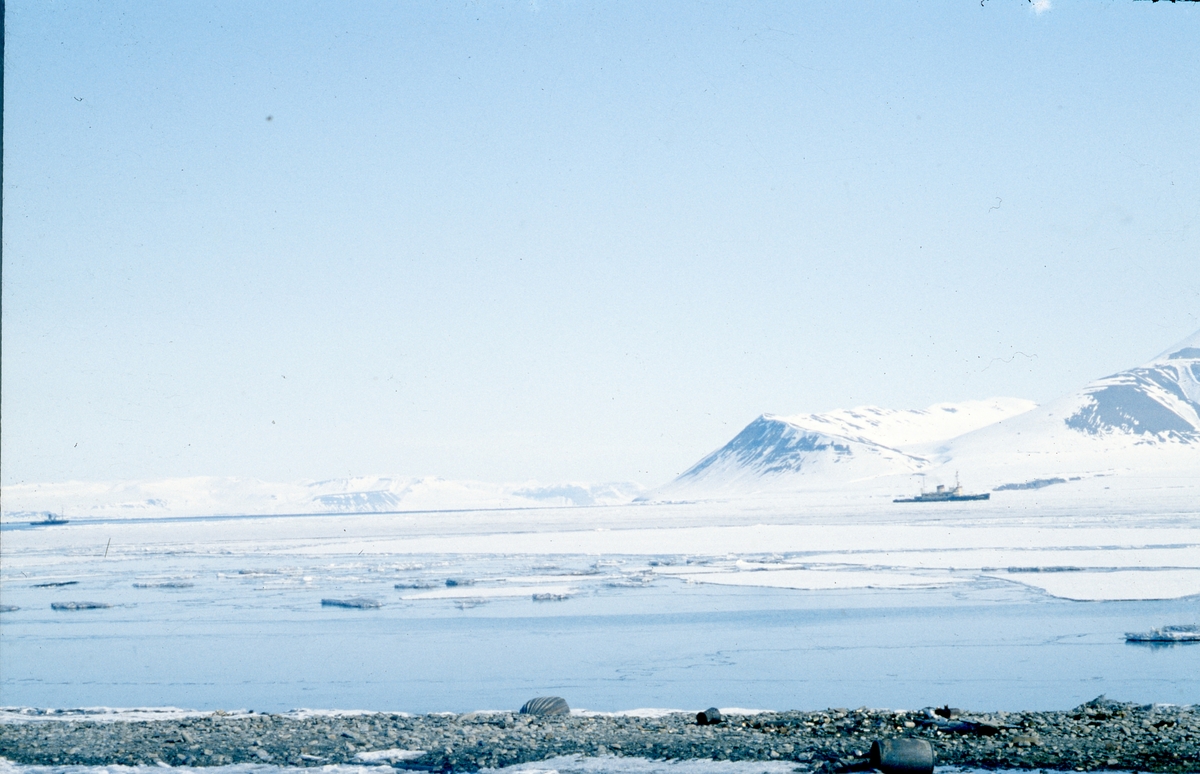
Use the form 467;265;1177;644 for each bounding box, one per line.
930;329;1200;484
1063;332;1200;437
1;475;646;521
649;398;1036;498
649;329;1200;500
7;331;1197;516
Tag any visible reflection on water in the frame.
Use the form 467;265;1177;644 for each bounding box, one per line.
1124;640;1200;650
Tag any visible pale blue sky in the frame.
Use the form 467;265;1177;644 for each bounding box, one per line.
3;1;1198;487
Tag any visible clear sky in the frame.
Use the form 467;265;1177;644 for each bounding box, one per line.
2;1;1198;488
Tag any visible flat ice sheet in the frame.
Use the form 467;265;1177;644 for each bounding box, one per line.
2;501;1198;713
984;569;1200;601
399;585;575;600
269;523;1200;559
670;568;967;591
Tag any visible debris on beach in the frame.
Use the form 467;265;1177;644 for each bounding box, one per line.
869;737;934;774
520;696;570;716
917;707;1002;735
2;705;1200;768
1;700;1197;772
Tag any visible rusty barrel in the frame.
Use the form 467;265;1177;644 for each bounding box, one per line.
869;738;934;774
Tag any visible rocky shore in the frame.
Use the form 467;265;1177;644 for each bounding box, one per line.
1;697;1196;772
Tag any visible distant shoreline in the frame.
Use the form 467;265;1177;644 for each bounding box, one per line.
1;700;1196;772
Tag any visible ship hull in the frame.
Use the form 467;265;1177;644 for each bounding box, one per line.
893;493;990;503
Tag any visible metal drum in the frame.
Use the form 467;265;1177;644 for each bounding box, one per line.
519;696;570;715
869;738;934;774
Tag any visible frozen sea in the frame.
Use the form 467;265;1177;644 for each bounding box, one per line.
2;487;1198;714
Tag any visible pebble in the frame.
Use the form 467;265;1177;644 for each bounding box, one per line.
0;697;1196;772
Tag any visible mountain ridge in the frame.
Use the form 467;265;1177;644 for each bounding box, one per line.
1;475;647;520
7;331;1198;515
648;329;1200;501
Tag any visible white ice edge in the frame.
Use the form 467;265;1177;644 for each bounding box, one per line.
0;707;772;725
571;708;771;718
984;569;1200;601
5;508;1200;603
353;750;425;763
0;708;404;725
399;585;575;601
665;565;1200;600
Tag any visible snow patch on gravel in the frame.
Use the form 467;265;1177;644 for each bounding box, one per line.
0;708;393;725
352;749;426;763
480;755;800;774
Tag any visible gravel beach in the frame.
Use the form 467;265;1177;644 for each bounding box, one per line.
1;698;1197;772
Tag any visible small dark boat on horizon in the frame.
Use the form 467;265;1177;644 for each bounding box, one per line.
895;474;990;503
29;513;70;526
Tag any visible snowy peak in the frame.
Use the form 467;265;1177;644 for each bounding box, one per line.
655;397;1037;498
681;398;1036;480
678;414;921;480
778;397;1037;448
653;329;1200;500
1151;328;1200;364
1063;333;1200;439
